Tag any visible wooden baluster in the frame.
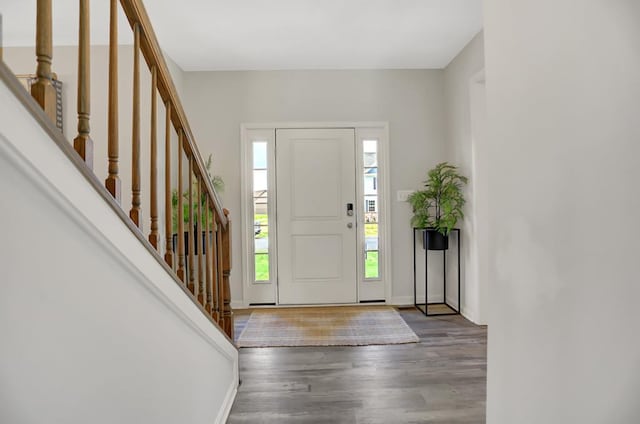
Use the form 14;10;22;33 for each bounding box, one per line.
187;156;195;294
129;23;141;228
176;130;186;283
73;0;93;169
222;209;233;339
148;66;159;250
105;0;121;201
203;199;212;312
197;175;204;303
163;103;173;268
216;215;224;324
211;211;220;323
31;0;57;123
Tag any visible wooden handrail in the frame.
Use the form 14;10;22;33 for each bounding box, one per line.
118;0;227;229
7;0;234;340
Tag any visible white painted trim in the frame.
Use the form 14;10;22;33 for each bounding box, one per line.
266;131;278;302
355;132;365;302
381;124;392;304
231;300;248;309
242;121;388;130
470;69;486;85
390;296;415;306
355;126;392;302
240;126;248;307
238;302;386;309
460;306;477;324
240;128;277;305
214;371;239;424
240;122;392;305
465;67;487;326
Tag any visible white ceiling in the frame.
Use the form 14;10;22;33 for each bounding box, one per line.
1;0;483;71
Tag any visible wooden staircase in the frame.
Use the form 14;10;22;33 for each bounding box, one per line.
4;0;234;340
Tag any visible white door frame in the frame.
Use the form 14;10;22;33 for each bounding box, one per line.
467;70;488;325
240;122;391;308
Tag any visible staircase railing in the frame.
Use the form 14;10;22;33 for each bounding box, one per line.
9;0;234;340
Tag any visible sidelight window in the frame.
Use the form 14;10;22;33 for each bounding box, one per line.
252;141;270;282
363;139;379;279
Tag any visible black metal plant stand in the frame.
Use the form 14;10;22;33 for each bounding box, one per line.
413;228;461;316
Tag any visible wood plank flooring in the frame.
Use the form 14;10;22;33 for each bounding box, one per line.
228;307;487;424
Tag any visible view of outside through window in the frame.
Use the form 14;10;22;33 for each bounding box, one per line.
253;142;269;281
363;140;379;279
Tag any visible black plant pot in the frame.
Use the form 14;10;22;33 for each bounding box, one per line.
172;227;212;255
423;229;449;251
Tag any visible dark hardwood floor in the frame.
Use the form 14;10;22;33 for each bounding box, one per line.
228;307;487;424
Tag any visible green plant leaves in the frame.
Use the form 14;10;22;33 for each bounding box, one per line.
406;162;468;236
171;153;224;233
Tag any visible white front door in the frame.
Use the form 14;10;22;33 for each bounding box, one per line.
276;128;357;304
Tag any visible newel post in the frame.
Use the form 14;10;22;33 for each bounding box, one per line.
31;0;57;123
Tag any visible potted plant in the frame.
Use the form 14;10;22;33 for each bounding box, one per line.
407;162;468;250
172;154;224;255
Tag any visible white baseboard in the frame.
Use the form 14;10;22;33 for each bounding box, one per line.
215;379;238;424
459;304;484;325
389;296;414;306
392;296;484;325
231;300;247;309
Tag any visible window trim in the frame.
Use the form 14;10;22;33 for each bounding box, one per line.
355;127;390;301
241;129;278;306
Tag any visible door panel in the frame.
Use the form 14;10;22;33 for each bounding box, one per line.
276;128;357;304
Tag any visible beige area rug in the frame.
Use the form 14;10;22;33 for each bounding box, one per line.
236;306;419;348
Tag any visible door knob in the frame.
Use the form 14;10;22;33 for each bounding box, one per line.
347;222;353;229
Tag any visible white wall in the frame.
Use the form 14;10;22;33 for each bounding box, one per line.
443;32;486;323
182;70;448;306
484;1;640;422
0;73;238;424
165;50;186;100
